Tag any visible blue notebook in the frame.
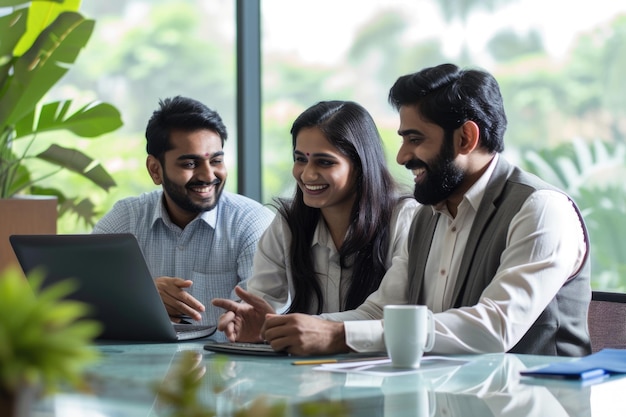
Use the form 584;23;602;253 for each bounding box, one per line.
520;349;626;380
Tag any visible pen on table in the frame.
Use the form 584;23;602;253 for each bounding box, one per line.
292;357;388;366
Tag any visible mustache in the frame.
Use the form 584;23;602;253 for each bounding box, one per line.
186;179;221;187
404;159;427;170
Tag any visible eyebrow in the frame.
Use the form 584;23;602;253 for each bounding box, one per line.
177;151;224;160
293;150;337;159
397;128;424;137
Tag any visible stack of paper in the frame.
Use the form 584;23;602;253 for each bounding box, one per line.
313;356;468;376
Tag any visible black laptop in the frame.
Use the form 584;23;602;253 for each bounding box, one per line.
9;233;216;342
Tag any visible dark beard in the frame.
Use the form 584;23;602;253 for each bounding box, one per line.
162;172;223;214
410;137;464;205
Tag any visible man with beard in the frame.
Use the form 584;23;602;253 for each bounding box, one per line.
235;64;590;357
93;96;274;335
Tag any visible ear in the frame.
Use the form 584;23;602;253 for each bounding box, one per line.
457;121;480;155
146;155;163;185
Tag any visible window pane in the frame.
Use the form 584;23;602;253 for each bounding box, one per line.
39;0;626;292
261;0;626;291
47;0;237;232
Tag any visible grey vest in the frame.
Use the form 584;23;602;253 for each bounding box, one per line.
407;157;591;356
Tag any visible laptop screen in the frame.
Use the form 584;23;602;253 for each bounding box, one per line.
9;233;183;341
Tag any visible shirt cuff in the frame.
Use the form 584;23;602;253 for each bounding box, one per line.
344;320;386;353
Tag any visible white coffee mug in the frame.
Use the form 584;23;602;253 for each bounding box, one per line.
383;305;435;368
382;373;436;417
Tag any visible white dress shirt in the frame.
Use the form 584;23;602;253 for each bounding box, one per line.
247;198;419;314
321;155;588;354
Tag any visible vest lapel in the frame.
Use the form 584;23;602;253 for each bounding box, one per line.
451;157;514;306
407;208;439;305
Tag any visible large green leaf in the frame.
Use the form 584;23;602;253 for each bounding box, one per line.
14;100;123;138
58;197;98;226
0;0;62;6
13;0;78;56
0;8;27;87
0;1;122;220
0;149;32;197
0;11;94;127
28;185;99;226
36;143;116;191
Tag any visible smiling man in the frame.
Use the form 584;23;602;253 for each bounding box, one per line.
93;96;274;335
248;64;591;357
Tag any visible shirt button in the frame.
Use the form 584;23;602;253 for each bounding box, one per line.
451;226;457;232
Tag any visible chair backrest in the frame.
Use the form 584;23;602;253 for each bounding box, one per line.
588;291;626;353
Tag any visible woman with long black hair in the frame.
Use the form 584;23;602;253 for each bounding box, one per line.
212;100;417;345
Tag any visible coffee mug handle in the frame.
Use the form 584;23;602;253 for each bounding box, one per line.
428;387;436;417
424;309;435;352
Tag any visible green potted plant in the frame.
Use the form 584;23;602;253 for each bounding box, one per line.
0;0;123;225
0;266;101;417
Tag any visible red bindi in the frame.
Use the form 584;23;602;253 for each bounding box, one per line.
306;152;310;156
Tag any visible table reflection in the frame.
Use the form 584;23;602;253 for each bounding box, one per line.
205;352;592;417
33;343;624;417
380;354;591;417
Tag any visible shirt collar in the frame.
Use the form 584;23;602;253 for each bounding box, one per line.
151;193;218;230
430;153;499;215
311;218;337;251
463;153;499;212
199;207;217;228
311;218;327;247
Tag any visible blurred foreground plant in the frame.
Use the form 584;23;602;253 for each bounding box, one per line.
154;350;349;417
0;266;102;398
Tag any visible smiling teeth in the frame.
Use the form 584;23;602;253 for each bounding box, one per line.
411;168;426;177
192;186;212;192
305;184;327;191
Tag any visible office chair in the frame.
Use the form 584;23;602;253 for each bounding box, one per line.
587;291;626;353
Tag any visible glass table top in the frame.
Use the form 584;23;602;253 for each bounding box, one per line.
30;339;626;417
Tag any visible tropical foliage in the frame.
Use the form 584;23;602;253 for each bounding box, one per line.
0;0;123;225
53;0;626;290
521;139;626;290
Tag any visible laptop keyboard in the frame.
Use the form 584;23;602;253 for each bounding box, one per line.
203;341;287;355
221;342;274;350
173;324;215;340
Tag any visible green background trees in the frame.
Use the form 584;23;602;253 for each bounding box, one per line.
46;0;626;290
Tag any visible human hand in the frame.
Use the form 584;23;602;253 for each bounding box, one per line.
211;286;275;342
155;276;205;321
261;313;349;356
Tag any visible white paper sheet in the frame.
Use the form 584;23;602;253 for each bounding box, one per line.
313;356;469;376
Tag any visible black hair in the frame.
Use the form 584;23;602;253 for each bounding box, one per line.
277;100;408;314
388;63;507;153
145;95;228;159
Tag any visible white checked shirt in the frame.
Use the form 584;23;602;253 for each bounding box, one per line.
93;190;274;333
